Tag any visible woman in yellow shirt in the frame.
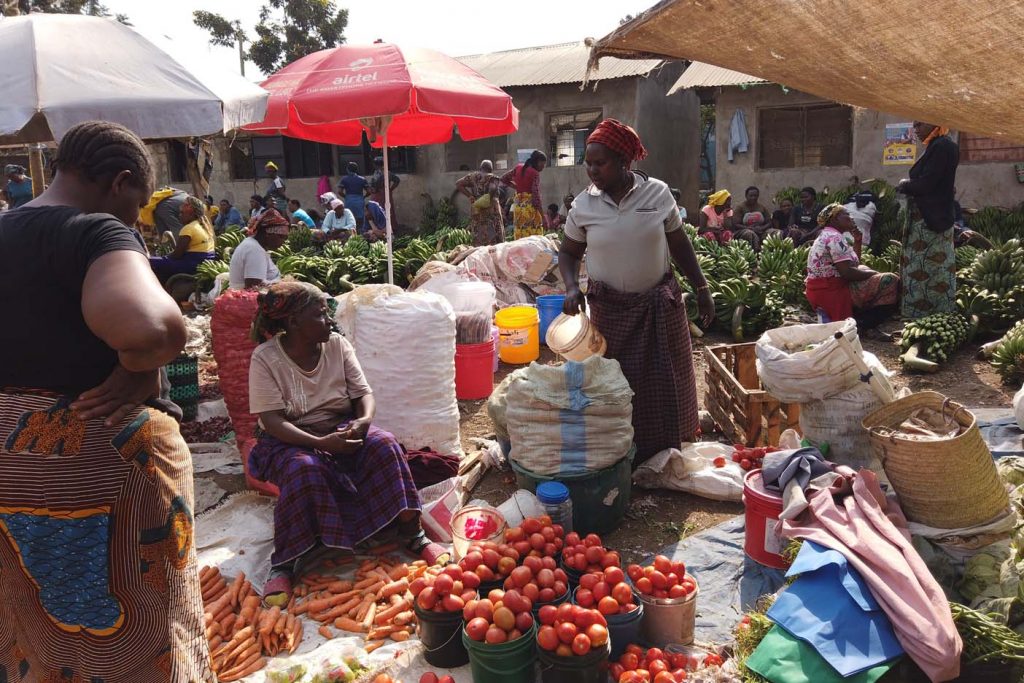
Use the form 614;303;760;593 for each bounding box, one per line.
148;195;217;283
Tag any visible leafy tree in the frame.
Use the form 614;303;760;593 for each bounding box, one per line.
8;0;129;23
193;0;348;76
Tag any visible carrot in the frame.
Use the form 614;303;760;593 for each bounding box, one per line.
201;576;226;602
353;575;380;591
390;629;411;642
393;610;415;626
208;634;223;652
305;596;333;615
273;611;288;635
218;613;236;635
374;598;410;625
367;623;406;640
378;579;408;600
362;603;377;631
292;599;310;616
258;606;280;636
219;652;264;682
225;575;241;608
224;640;259;670
388;564;409;581
333;616;364;633
290;618;303;654
364;640;385;653
199;566;214;583
318;624;334;640
327;580;353;593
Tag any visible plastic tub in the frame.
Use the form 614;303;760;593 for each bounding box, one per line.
511;447;634;535
538;641;610;683
455;341;495;400
545;312;606;362
572;586;643;661
450;505;507;560
415;602;470;668
537;295;566;345
743;469;788;569
440;281;496;316
464;623;537;683
496;305;540;364
638;577;699;647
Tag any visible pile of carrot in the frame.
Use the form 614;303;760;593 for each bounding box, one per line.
200;566;302;681
290;553;430;654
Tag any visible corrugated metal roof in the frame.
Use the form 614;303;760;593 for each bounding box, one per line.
458;42;664;88
668;62;767;93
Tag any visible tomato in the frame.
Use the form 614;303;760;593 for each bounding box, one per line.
626;564;644;582
740;458;752;470
565;532;581;547
420;673;439;683
612;582;634;605
610;663;625;681
493;606;515;631
576;588;595;607
537;625;559;651
556;621;578;645
648;659;668;675
572;633;592;656
671;561;686;577
556;643;573;657
669;653;687;670
556;602;575;622
686;654;701;671
670;669;688;681
624;643;645;657
653;673;675;683
712;456;726;468
653;555;672;574
586;623;608;647
619;673;642;683
620;652;640;671
668;584;687;599
442;594;464;612
593;581;611;601
585;545;604;565
584;533;603;547
635;577;653;595
598;596;620;615
604;566;625;586
465;617;489;641
416;587;437;610
515;611;534;632
703;654;723;667
649;570;668;590
645;647;664;663
538;604;558;625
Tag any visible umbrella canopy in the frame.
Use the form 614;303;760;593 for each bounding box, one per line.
588;0;1024;143
0;14;269;144
244;43;518;146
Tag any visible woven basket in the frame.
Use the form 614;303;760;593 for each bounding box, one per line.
861;391;1007;528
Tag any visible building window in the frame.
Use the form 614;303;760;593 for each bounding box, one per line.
445;136;509;172
284;137;334;178
251;136;285;179
229;139;254;180
168;140;189;182
758;104;853;169
548;110;602;167
960;133;1024;163
336;138;417;176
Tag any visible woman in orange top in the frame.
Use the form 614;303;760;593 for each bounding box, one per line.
501;150;548;239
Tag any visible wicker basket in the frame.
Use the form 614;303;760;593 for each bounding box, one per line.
861;391;1007;528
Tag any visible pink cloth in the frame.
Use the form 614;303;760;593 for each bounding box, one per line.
782;470;961;682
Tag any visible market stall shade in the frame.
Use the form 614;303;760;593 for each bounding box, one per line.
245;43;519;283
587;0;1024;144
0;14;269;144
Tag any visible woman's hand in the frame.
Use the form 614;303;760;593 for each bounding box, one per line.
318;432;363;456
71;365;160;426
563;286;586;315
346;418;371;440
697;288;716;328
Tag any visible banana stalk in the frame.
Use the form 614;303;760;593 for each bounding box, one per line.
732;304;746;342
901;343;939;373
681;292;704;338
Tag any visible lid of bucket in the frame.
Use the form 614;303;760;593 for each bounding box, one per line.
536;481;570;504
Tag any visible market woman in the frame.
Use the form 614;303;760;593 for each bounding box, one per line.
338;162;368;229
455;159;504;246
897;121;959;319
147;194;216;283
4;164;33;208
734;185;775;248
228;209;289;290
805;204;900;327
559;119;715;464
0;120;210;680
698;189;735;244
248;282;448;603
501;150;548;239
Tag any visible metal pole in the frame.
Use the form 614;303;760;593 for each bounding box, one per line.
28;144;45;198
382;130;394;285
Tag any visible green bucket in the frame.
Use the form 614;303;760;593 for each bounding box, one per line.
511;447;635;535
463;623;537;683
538;641;610;683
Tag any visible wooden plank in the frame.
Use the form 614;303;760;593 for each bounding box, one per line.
457;450;483;476
734;344;759;391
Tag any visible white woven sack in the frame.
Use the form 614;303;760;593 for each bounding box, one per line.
800;382;884;474
335;285;462;454
756;319;873;402
506;356;633;476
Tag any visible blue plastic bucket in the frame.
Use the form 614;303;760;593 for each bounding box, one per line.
537;295;566;345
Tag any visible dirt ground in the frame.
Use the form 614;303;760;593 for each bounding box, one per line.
457;326;1016;564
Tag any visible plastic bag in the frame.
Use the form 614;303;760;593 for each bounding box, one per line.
1015;383;1024;430
418;476;460;543
633;443;744;502
799;383;885;474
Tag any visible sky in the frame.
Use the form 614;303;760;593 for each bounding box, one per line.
104;0;651;81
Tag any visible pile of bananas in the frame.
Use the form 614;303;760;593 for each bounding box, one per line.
957;240;1024;334
215;227;246;260
757;235;810;305
713;278;785;341
196;259;229;291
967;206;1024;246
899;312;973;371
861;242;902;275
988;320;1024;383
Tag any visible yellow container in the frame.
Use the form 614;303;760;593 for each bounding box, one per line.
495;305;540;364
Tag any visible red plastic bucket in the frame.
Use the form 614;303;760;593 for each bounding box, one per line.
456;341;495;400
743;469;789;569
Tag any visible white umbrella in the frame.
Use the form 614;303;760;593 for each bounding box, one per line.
0;14;268;144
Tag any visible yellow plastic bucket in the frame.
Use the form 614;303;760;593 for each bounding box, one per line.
495;305;540;364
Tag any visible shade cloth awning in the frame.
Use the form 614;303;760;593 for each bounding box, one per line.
588;0;1024;143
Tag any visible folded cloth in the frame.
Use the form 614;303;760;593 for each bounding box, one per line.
404;448;461;489
762;447;833;517
746;625;896;683
782;470;962;682
768;540;904;676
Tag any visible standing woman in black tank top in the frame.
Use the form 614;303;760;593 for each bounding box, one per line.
0;121;212;681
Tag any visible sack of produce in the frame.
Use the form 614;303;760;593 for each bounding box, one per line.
210;289;260;445
487;369;528;445
755;320;885;403
799;383;884;475
506;356;633;476
335;285;462;454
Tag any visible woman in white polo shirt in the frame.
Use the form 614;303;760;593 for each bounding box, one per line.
558;119;715;465
229;209;290;289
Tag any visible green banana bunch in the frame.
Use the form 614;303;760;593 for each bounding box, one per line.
215;227;246;260
900;312;973;366
195;259;229;290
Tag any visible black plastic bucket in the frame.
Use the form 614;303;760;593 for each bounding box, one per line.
538;641;610;683
414;602;469;668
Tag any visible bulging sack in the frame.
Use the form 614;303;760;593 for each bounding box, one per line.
799;383;885;475
506;356;633;476
756;320;884;402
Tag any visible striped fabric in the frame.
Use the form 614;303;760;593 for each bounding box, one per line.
0;391;212;682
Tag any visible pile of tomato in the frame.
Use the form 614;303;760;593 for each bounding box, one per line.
561;531;620;573
611;645;724;682
712;444;780;471
536;603;609;657
627;555;696;601
462;587;535;644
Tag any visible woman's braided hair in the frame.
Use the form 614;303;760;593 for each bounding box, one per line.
183;195;215;240
53;120;154;190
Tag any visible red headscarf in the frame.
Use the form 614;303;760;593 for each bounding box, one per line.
248;208;290;236
586;119;648;165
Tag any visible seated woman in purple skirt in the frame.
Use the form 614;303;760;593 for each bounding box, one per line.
247;281;448;605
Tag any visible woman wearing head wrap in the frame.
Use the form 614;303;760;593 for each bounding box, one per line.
455;159;504;245
897;122;959;319
264;160;288;213
147;195;216;283
559;119;714;465
319;198;356;241
698;189;735;244
247;281;448;604
805;204;900;326
228;209;289;290
501;150;549;239
4;164;33;209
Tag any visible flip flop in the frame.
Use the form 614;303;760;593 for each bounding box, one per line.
262;573;292;608
407;531;451;566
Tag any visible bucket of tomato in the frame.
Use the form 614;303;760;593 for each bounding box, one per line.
628;555;698;647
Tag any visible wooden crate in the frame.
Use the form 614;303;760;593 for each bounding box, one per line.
704;342;800;447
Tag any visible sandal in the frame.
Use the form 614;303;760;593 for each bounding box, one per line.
262;569;293;608
407;530;451;566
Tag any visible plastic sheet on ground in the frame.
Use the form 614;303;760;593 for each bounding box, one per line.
634;443;744;502
195;492;276;592
189;441;244;475
977;415;1024;458
643;516;786;644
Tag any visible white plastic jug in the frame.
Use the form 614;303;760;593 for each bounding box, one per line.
545;311;606;362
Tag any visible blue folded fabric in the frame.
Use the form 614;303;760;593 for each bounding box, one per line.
767;540;904;676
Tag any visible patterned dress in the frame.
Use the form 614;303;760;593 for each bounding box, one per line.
901;200;956;319
805;227;900;322
502;165;545;240
458;171;504;246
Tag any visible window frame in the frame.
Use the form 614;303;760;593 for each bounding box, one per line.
958;132;1024;164
756;102;854;170
547;108;604;167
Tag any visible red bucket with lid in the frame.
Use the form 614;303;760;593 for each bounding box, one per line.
455;340;495;400
743;469;789;569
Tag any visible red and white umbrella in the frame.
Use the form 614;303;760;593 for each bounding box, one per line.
246;43;519;283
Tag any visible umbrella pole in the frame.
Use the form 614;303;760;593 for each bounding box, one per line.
383;131;394;285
